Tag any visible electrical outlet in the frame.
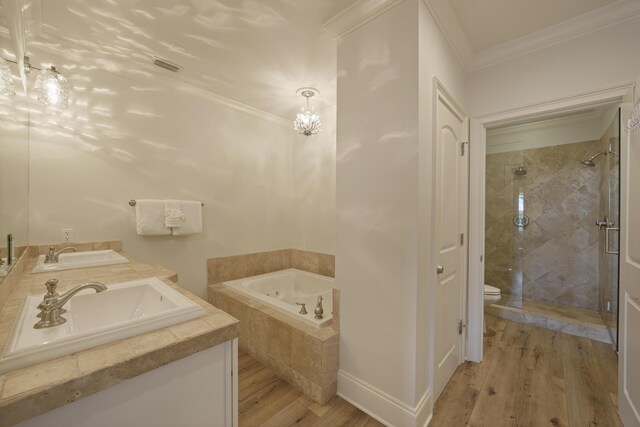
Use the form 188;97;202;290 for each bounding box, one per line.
62;229;73;243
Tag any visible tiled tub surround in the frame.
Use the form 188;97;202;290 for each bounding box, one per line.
210;286;338;405
207;248;337;405
0;251;239;426
485;140;601;311
207;248;335;286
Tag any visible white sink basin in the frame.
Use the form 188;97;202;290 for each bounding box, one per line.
32;250;129;273
0;277;205;374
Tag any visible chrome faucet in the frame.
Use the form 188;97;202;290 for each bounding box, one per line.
34;278;107;329
44;246;78;263
314;296;324;320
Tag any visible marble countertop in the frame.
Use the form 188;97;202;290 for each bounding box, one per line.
0;252;239;427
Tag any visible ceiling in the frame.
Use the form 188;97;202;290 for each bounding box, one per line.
449;0;617;52
2;0;637;120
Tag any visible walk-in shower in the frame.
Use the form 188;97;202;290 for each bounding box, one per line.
484;107;621;345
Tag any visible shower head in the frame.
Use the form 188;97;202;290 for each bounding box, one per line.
580;151;607;167
513;165;527;176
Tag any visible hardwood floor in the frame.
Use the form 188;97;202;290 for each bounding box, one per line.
431;315;623;427
239;315;621;426
237;349;384;427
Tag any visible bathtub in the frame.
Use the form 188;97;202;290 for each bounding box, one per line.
223;269;335;327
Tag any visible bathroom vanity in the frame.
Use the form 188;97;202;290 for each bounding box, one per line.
0;247;239;427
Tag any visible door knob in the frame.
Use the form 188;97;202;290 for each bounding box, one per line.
437;265;444;274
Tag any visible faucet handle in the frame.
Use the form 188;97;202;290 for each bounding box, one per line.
295;302;308;315
45;278;59;295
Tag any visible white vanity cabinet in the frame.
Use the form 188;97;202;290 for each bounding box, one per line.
16;339;238;427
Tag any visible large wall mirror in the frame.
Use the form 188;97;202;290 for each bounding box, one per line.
0;71;29;281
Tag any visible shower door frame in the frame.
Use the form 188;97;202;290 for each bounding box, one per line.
466;82;634;362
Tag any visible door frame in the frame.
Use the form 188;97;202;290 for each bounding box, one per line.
467;82;635;362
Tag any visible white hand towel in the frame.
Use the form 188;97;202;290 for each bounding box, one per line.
171;201;203;236
164;200;184;228
135;199;171;236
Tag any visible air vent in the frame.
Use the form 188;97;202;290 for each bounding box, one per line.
153;57;180;73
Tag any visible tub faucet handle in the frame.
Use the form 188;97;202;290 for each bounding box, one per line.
295;302;307;315
315;296;324;320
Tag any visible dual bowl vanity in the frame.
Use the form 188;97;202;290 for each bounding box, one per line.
0;245;239;427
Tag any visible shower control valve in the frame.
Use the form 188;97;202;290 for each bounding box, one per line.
595;217;614;230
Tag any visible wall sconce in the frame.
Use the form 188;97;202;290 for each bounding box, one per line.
0;56;69;109
293;87;321;137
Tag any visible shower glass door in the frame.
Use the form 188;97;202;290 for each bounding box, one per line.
485;141;526;308
599;109;621;347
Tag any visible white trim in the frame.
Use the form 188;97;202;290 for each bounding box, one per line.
337;370;433;427
421;0;472;68
467;82;633;364
486;108;604;138
322;0;404;39
470;1;640;71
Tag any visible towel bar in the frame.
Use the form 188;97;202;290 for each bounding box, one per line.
129;199;204;207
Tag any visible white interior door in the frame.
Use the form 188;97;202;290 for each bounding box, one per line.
434;85;468;401
618;76;640;427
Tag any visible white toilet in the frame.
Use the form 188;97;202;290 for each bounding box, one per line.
483;284;501;333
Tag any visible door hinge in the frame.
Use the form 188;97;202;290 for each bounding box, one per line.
461;141;468;156
460;233;464;246
458;320;466;335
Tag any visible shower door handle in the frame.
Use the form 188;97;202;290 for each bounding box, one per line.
605;226;620;255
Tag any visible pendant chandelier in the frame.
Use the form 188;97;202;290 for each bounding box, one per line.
0;56;69;109
293;87;321;137
0;57;15;97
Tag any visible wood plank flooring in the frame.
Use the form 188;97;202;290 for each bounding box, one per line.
431;315;623;427
237;349;385;427
239;315;621;426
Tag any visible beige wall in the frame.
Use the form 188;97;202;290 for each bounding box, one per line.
485;140;600;310
467;16;640;116
291;106;336;255
26;48;294;299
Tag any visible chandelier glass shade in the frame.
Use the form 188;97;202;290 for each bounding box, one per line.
0;58;15;97
293;88;321;136
34;66;69;109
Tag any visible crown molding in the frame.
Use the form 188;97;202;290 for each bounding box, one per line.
31;38;292;127
422;0;472;69
469;0;640;71
322;0;404;39
424;0;640;73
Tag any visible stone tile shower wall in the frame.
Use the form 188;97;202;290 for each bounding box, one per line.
485;140;601;310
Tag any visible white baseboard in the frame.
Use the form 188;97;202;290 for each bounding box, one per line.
337;370;433;426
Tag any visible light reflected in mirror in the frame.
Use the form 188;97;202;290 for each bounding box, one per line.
0;73;29;281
